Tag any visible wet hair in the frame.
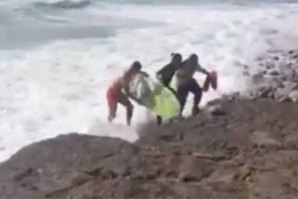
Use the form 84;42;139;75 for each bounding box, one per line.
187;54;199;65
171;53;182;63
124;61;142;80
130;61;142;71
189;54;198;61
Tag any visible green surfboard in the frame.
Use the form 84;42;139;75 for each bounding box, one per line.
128;73;180;120
152;86;180;119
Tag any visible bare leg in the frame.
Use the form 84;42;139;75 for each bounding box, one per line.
176;84;189;115
156;115;162;125
118;92;134;126
188;78;202;116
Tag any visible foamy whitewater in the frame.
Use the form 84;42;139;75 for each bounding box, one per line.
1;0;298;162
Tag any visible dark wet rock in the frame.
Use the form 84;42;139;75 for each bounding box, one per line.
287;49;298;59
243;64;249;69
257;87;274;98
292;54;298;60
252;72;264;84
279;65;295;80
265;62;275;70
0;99;298;199
245;49;298;102
269;70;280;76
273;56;279;61
207;104;226;116
243;71;250;76
278;96;292;102
265;65;271;70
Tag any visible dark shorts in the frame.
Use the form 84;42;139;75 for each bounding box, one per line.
160;77;172;87
176;78;202;110
106;88;132;115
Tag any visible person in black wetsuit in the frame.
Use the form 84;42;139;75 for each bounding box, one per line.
155;53;183;125
156;53;183;93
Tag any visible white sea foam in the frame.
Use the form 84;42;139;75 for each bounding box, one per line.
1;1;298;162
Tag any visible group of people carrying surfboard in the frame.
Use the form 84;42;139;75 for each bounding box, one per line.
106;53;217;126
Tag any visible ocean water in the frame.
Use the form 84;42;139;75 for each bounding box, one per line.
1;0;298;162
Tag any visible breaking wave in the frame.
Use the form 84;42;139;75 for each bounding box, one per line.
33;0;92;10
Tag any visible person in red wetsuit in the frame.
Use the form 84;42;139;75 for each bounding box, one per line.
106;61;145;126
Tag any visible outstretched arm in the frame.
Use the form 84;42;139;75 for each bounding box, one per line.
197;63;209;75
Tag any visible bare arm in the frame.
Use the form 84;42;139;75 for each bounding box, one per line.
197;63;209;75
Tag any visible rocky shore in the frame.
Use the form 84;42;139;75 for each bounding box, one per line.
241;49;298;102
0;49;298;199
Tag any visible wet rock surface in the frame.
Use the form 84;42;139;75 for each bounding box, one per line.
242;49;298;101
0;99;298;199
